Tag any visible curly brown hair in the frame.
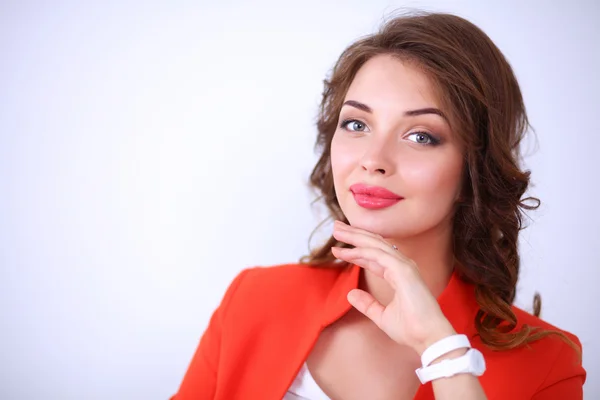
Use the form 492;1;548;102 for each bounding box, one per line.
300;11;576;352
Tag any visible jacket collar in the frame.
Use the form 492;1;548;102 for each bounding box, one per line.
321;263;480;338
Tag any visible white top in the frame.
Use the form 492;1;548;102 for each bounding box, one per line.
283;362;331;400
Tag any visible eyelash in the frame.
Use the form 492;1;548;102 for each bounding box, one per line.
339;119;441;146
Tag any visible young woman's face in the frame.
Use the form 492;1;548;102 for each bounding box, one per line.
331;54;464;240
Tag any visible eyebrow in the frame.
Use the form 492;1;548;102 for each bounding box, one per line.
342;100;449;122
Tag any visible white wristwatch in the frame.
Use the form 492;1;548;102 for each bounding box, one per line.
415;348;486;384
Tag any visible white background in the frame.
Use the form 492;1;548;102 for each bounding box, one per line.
1;0;598;399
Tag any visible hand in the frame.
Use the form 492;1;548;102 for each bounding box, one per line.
331;220;456;355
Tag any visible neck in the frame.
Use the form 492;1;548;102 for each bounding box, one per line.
359;222;455;307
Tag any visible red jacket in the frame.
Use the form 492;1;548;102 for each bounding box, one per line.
172;262;586;399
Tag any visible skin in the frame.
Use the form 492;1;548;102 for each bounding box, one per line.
305;54;487;399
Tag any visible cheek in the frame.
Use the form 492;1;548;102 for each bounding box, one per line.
330;135;355;182
401;153;463;199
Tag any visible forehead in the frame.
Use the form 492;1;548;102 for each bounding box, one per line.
344;54;440;112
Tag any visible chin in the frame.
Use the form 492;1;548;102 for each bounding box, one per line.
345;210;409;239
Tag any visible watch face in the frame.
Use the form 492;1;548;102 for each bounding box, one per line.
470;349;486;375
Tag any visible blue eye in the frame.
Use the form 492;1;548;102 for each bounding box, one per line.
340;119;368;132
406;132;441;146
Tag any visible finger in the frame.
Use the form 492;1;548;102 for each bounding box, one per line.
347;288;385;327
334;220;381;240
331;249;384;277
334;221;393;248
333;221;412;262
331;247;400;290
333;225;400;258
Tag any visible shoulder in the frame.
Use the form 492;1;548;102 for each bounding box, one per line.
512;305;581;345
218;262;345;322
238;261;344;289
233;262;344;300
512;305;584;373
511;305;582;359
480;304;586;396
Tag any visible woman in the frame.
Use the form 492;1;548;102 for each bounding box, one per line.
171;11;586;400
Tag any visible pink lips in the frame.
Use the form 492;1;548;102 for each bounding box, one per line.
349;183;403;210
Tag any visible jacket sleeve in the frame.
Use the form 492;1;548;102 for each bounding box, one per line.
170;269;250;400
531;337;586;400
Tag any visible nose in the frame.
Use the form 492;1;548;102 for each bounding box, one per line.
359;137;396;176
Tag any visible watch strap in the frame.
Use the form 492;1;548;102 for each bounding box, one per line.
421;334;471;367
415;348;486;384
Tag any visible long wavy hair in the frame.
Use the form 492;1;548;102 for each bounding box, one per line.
300;11;575;352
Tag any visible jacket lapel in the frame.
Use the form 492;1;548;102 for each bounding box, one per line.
264;262;479;399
